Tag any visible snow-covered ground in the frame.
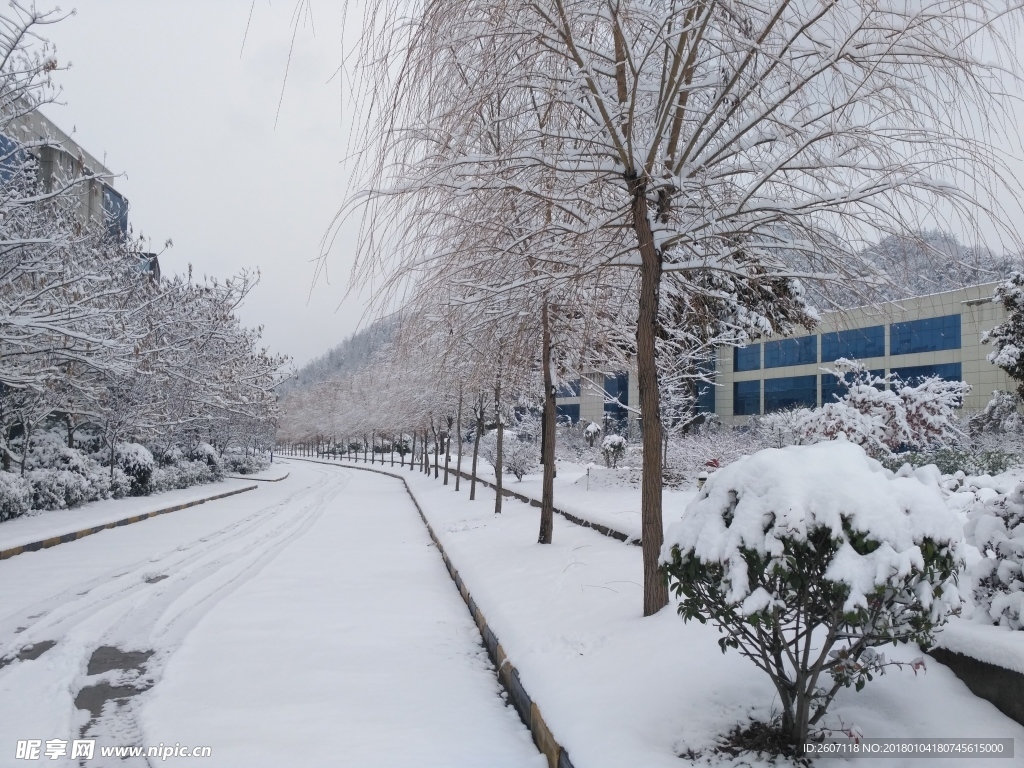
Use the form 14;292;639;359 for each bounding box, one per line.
0;460;542;767
322;456;1024;768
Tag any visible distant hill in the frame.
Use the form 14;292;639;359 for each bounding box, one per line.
277;318;394;395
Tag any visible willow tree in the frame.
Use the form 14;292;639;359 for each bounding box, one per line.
341;0;1024;615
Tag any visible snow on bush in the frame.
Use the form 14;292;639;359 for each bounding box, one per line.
27;469;93;510
964;483;1024;630
661;439;963;749
116;443;155;496
224;453;269;476
796;361;967;455
584;421;601;446
0;471;31;521
480;431;539;481
600;434;626;468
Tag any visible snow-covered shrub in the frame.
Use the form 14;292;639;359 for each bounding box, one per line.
601;434;626;468
224;453;269;475
0;471;31;521
881;447;1017;477
26;468;92;510
796;361;967;456
584;421;601;447
965;483;1024;630
661;439;962;750
116;443;155;496
968;390;1023;435
480;431;539;481
983;272;1024;397
189;442;224;476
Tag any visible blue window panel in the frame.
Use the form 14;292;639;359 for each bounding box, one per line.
696;381;716;413
734;344;761;372
555;403;580;424
102;185;129;241
890;362;963;386
733;380;761;416
821;370;886;403
764;375;817;413
890;314;961;355
821;326;885;362
764;335;817;369
556;379;581;398
604;372;628;420
0;133;27;184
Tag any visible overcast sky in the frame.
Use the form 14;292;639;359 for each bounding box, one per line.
43;1;365;368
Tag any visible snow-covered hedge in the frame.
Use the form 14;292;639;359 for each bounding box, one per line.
965;483;1024;630
224;453;269;476
0;471;31;521
661;439;963;749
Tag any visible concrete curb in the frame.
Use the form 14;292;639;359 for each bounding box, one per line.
0;484;259;562
227;472;290;482
295;457;577;768
928;647;1024;726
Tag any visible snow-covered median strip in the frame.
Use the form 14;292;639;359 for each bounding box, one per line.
0;480;259;558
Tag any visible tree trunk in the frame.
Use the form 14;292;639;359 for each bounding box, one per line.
410;430;417;472
443;417;452;485
431;420;440;479
66;414;75;449
631;180;669;616
371;430;375;464
494;379;504;515
454;389;463;492
470;400;483;500
538;301;556;544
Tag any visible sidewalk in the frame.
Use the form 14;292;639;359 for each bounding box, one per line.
0;479;259;554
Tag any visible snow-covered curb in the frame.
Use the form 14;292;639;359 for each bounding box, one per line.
0;482;259;560
292;457;575;768
935;618;1024;676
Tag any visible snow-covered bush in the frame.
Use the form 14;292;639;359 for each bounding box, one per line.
881;447;1017;477
968;390;1023;435
115;443;155;496
601;434;627;468
189;442;223;475
662;439;962;750
584;421;601;447
0;471;31;521
27;468;92;510
796;361;967;455
983;272;1024;397
224;453;269;475
965;483;1024;630
480;431;539;481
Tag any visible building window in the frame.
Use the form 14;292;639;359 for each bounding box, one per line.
734;344;761;372
764;335;817;368
764;375;817;413
555;403;580;424
890;362;963;386
733;380;761;415
821;370;886;403
556;379;581;398
102;185;129;241
696;381;716;413
820;325;885;362
890;314;961;355
604;372;629;421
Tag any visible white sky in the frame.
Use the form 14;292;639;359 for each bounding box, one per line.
42;1;366;368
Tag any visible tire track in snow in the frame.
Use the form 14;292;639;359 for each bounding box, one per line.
0;464;351;767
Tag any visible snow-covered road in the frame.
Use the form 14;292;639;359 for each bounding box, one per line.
0;461;542;767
